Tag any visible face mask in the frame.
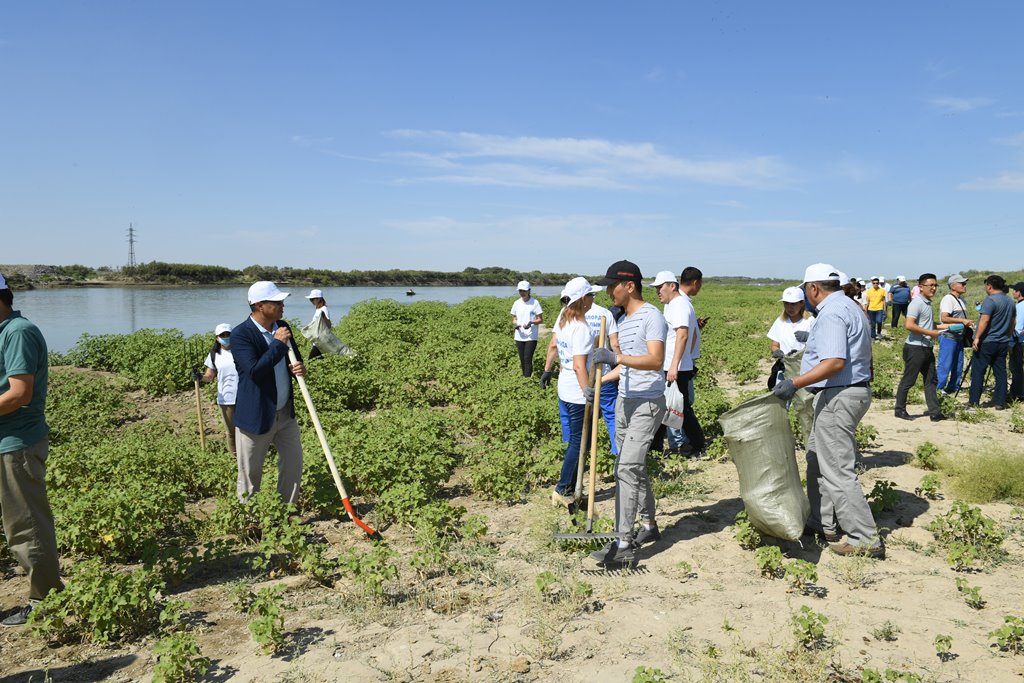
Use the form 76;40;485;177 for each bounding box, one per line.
218;337;231;347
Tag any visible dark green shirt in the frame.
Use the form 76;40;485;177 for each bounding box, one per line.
0;311;49;453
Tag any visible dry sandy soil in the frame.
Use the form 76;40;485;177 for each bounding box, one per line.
1;381;1023;682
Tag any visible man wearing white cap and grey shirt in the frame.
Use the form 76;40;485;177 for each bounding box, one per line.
232;281;306;505
304;289;331;360
773;264;882;559
510;281;543;377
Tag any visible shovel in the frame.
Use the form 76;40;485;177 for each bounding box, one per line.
286;345;382;540
184;341;207;451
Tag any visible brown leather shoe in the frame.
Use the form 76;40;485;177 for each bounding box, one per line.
829;541;884;559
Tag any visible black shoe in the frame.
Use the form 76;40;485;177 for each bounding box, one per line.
2;605;32;627
930;413;946;422
590;541;636;565
894;410;912;420
994;404;1006;411
632;525;662;546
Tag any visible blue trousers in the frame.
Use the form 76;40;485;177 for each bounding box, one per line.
936;335;964;393
868;310;885;338
560;381;618;455
555;400;586;495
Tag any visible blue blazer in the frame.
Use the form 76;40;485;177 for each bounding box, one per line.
231;317;303;434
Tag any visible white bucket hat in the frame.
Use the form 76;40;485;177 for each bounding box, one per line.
305;289;324;300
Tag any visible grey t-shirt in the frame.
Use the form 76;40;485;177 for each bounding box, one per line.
618;302;668;399
906;296;935;347
980;292;1016;344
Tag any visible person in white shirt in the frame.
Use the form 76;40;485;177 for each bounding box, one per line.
510;280;543;377
768;287;816;357
649;270;694;456
201;323;240;455
305;289;331;360
676;266;707;454
549;277;599;506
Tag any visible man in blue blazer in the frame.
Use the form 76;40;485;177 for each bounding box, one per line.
232;281;306;505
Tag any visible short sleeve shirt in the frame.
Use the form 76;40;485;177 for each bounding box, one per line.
554;318;594;404
906;296;935;347
511;298;543;341
980;293;1015;344
940;293;969;320
865;287;886;311
678;292;700;371
617;303;668;399
585;304;618;374
312;306;330;323
767;315;816;355
0;312;49;453
205;348;239;405
800;291;872;388
662;296;690;371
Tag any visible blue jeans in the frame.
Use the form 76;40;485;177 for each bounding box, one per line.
559;381;618;455
556;400;586;495
969;341;1009;406
868;310;885;338
936;335;964;393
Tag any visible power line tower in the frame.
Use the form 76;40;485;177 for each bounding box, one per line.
127;223;137;268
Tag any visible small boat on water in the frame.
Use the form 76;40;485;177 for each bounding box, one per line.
406;288;416;296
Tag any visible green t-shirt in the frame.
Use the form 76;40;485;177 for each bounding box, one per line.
0;312;49;453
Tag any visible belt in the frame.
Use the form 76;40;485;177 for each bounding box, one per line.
807;380;870;395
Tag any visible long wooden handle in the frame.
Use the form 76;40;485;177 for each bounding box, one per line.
585;317;608;530
193;379;206;451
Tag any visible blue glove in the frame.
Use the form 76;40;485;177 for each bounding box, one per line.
540;371;553;389
772;378;798;401
794;331;809;343
591;347;617;367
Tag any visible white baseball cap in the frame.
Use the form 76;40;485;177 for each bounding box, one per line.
516;280;531;291
836;271;850;286
247;281;290;305
879;276;886;282
647;270;678;287
0;272;6;289
562;276;599;305
215;323;233;335
780;286;804;303
305;289;324;300
897;275;906;282
800;263;840;285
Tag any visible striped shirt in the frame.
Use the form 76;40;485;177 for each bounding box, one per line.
800;291;872;388
618;302;667;399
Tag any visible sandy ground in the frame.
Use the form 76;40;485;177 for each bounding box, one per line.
2;388;1024;682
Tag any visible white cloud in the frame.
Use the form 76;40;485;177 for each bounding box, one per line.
290;135;334;147
995;110;1024;119
959;172;1024;192
709;200;747;209
928;96;994;113
382;130;792;189
995;132;1024;147
925;59;959;82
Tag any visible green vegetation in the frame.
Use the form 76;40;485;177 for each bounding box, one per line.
989;615;1024;654
791;605;829;649
733;511;762;550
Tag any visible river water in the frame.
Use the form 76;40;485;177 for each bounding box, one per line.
16;285;564;354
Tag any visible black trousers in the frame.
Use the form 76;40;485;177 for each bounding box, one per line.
895;344;940;415
652;368;706;453
890;303;909;328
516;340;537;377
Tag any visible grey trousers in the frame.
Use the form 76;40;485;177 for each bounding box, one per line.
236;405;304;505
613;395;667;534
805;385;879;548
219;404;237;455
0;438;63;602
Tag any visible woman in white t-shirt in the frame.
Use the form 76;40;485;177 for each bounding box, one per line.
201;323;239;455
305;289;331;359
767;286;816;357
551;277;598;507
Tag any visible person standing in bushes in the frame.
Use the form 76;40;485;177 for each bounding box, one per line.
304;289;331;360
969;275;1016;410
510;281;543;377
894;274;948;421
1009;282;1024;402
548;277;599;507
200;323;239;456
588;260;667;565
937;274;973;394
773;263;882;559
0;272;63;627
888;276;912;329
232;281;306;505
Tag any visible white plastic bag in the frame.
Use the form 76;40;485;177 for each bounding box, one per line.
301;316;355;356
662;382;686;429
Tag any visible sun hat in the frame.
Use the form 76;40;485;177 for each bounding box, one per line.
780;286;804;303
214;323;233;336
516;280;531;291
836;271;851;286
247;281;289;305
897;275;906;282
647;270;678;288
947;273;968;286
562;277;599;305
305;289;324;300
595;260;643;286
800;263;840;285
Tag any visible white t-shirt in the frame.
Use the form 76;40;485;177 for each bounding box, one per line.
311;306;330;324
204;348;238;405
585;303;618;374
511;298;543;341
617;303;668;399
678;292;700;371
767;316;816;355
662;295;690;371
554;317;594;405
940;293;969;320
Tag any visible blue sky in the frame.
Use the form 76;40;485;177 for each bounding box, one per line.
2;2;1022;280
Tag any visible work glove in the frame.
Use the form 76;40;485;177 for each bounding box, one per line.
583;385;596;404
191;369;202;383
794;331;809;343
591;347;618;367
771;349;784;359
772;378;798;401
540;370;553;389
